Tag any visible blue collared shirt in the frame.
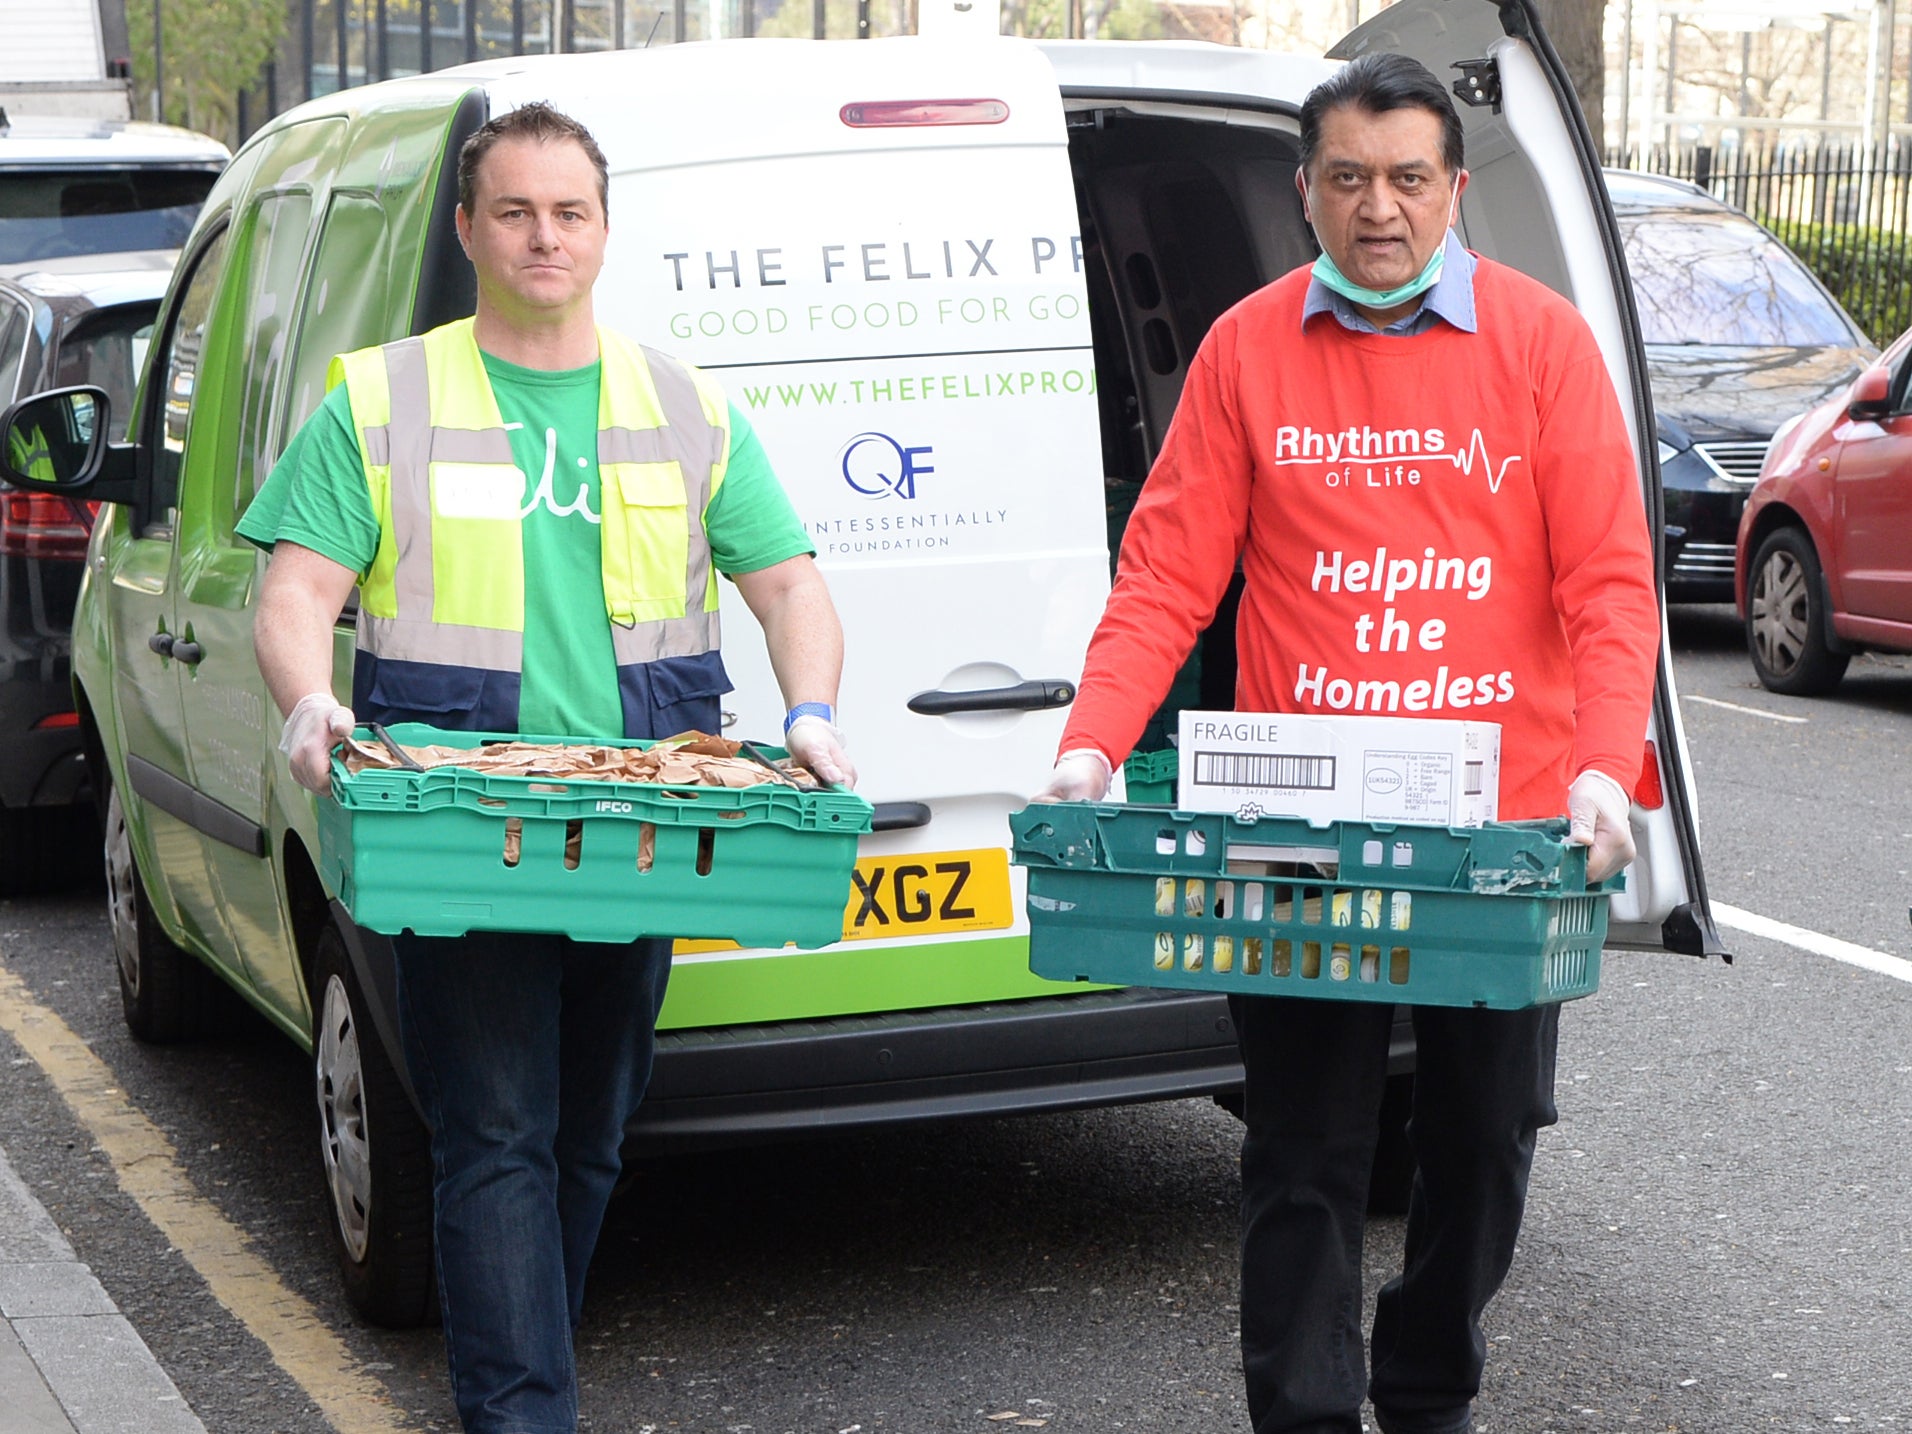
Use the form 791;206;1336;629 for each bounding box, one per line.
1301;230;1478;337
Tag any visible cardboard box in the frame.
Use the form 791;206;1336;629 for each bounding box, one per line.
1175;711;1501;827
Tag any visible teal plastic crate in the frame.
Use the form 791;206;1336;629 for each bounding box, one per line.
1121;748;1178;805
1010;804;1611;1009
319;725;872;948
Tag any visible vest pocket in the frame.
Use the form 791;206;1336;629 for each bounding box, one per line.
363;658;488;720
617;650;732;741
649;649;732;707
604;461;691;614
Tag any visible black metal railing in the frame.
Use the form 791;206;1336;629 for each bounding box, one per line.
1615;138;1912;345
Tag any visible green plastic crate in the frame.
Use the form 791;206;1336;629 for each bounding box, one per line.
319;725;872;948
1121;748;1178;805
1009;804;1611;1010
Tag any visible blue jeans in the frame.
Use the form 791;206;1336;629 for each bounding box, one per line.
394;930;672;1434
1230;995;1561;1434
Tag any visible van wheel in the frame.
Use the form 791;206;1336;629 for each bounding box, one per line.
311;923;437;1327
1747;528;1849;695
104;778;223;1042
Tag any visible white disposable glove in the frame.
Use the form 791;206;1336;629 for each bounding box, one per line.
784;714;856;788
279;692;355;796
1567;769;1635;883
1031;748;1113;804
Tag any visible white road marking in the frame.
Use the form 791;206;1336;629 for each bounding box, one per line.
1684;694;1809;724
1714;903;1912;984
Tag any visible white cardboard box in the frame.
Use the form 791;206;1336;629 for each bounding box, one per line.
1174;710;1501;827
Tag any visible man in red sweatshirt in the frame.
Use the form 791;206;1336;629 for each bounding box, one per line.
1035;53;1659;1434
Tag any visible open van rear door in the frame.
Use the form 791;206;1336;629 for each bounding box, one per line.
1332;0;1723;958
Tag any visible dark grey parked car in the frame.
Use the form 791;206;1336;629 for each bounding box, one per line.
0;259;168;887
1607;169;1876;603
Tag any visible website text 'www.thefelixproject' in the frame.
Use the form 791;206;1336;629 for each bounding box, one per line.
741;368;1098;409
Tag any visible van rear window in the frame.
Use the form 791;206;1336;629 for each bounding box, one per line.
0;168;218;264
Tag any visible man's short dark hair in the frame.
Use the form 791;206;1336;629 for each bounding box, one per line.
1298;54;1465;177
457;101;611;218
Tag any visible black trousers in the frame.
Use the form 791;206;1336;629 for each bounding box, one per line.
1229;994;1561;1434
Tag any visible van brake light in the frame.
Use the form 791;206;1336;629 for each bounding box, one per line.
1634;740;1665;810
0;492;98;560
840;99;1009;128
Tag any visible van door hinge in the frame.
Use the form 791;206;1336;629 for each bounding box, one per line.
1451;58;1502;114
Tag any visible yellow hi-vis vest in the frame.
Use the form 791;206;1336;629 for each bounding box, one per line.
329;318;732;737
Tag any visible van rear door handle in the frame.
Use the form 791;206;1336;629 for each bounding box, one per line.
907;680;1075;716
868;802;932;832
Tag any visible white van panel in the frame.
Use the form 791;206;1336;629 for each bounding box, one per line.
460;38;1070;167
486;39;1110;935
1036;39;1338;103
1493;40;1639;460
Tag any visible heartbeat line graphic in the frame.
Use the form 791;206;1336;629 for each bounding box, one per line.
1428;429;1524;494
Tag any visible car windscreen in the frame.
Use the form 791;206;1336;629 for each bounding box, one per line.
0;168;217;265
52;303;158;443
1618;207;1858;348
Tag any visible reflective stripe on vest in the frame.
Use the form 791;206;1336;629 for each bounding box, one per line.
330;318;728;679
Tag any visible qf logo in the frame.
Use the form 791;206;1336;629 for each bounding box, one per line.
840;431;934;500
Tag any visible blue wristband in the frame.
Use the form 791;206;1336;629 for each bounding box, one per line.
783;702;835;734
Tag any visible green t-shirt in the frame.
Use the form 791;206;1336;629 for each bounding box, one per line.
237;352;813;739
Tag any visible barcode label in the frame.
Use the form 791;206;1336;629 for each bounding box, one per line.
1464;761;1483;796
1191;752;1337;790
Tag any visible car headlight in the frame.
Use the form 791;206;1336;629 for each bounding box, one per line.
1657;440;1680;466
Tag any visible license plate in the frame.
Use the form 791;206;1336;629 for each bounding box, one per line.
839;847;1014;942
671;847;1014;955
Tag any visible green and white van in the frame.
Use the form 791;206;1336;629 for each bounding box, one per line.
0;0;1716;1328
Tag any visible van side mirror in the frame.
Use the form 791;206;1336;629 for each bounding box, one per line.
0;386;136;503
1846;367;1892;422
1;388;108;490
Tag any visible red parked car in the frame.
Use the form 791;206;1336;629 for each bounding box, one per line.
1737;324;1912;694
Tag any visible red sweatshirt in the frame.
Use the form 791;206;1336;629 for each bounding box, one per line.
1061;257;1660;821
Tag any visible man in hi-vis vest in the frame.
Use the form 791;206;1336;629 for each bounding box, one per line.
241;103;852;1433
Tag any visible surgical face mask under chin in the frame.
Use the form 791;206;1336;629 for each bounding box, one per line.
1311;243;1446;310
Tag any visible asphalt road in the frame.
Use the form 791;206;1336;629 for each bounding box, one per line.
0;605;1907;1434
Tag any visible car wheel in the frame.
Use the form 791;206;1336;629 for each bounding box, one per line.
104;777;224;1042
311;923;437;1328
1746;527;1850;696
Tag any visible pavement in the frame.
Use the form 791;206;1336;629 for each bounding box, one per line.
0;1144;205;1434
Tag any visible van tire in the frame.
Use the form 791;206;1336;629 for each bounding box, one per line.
104;778;225;1042
1746;527;1849;695
311;924;437;1328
